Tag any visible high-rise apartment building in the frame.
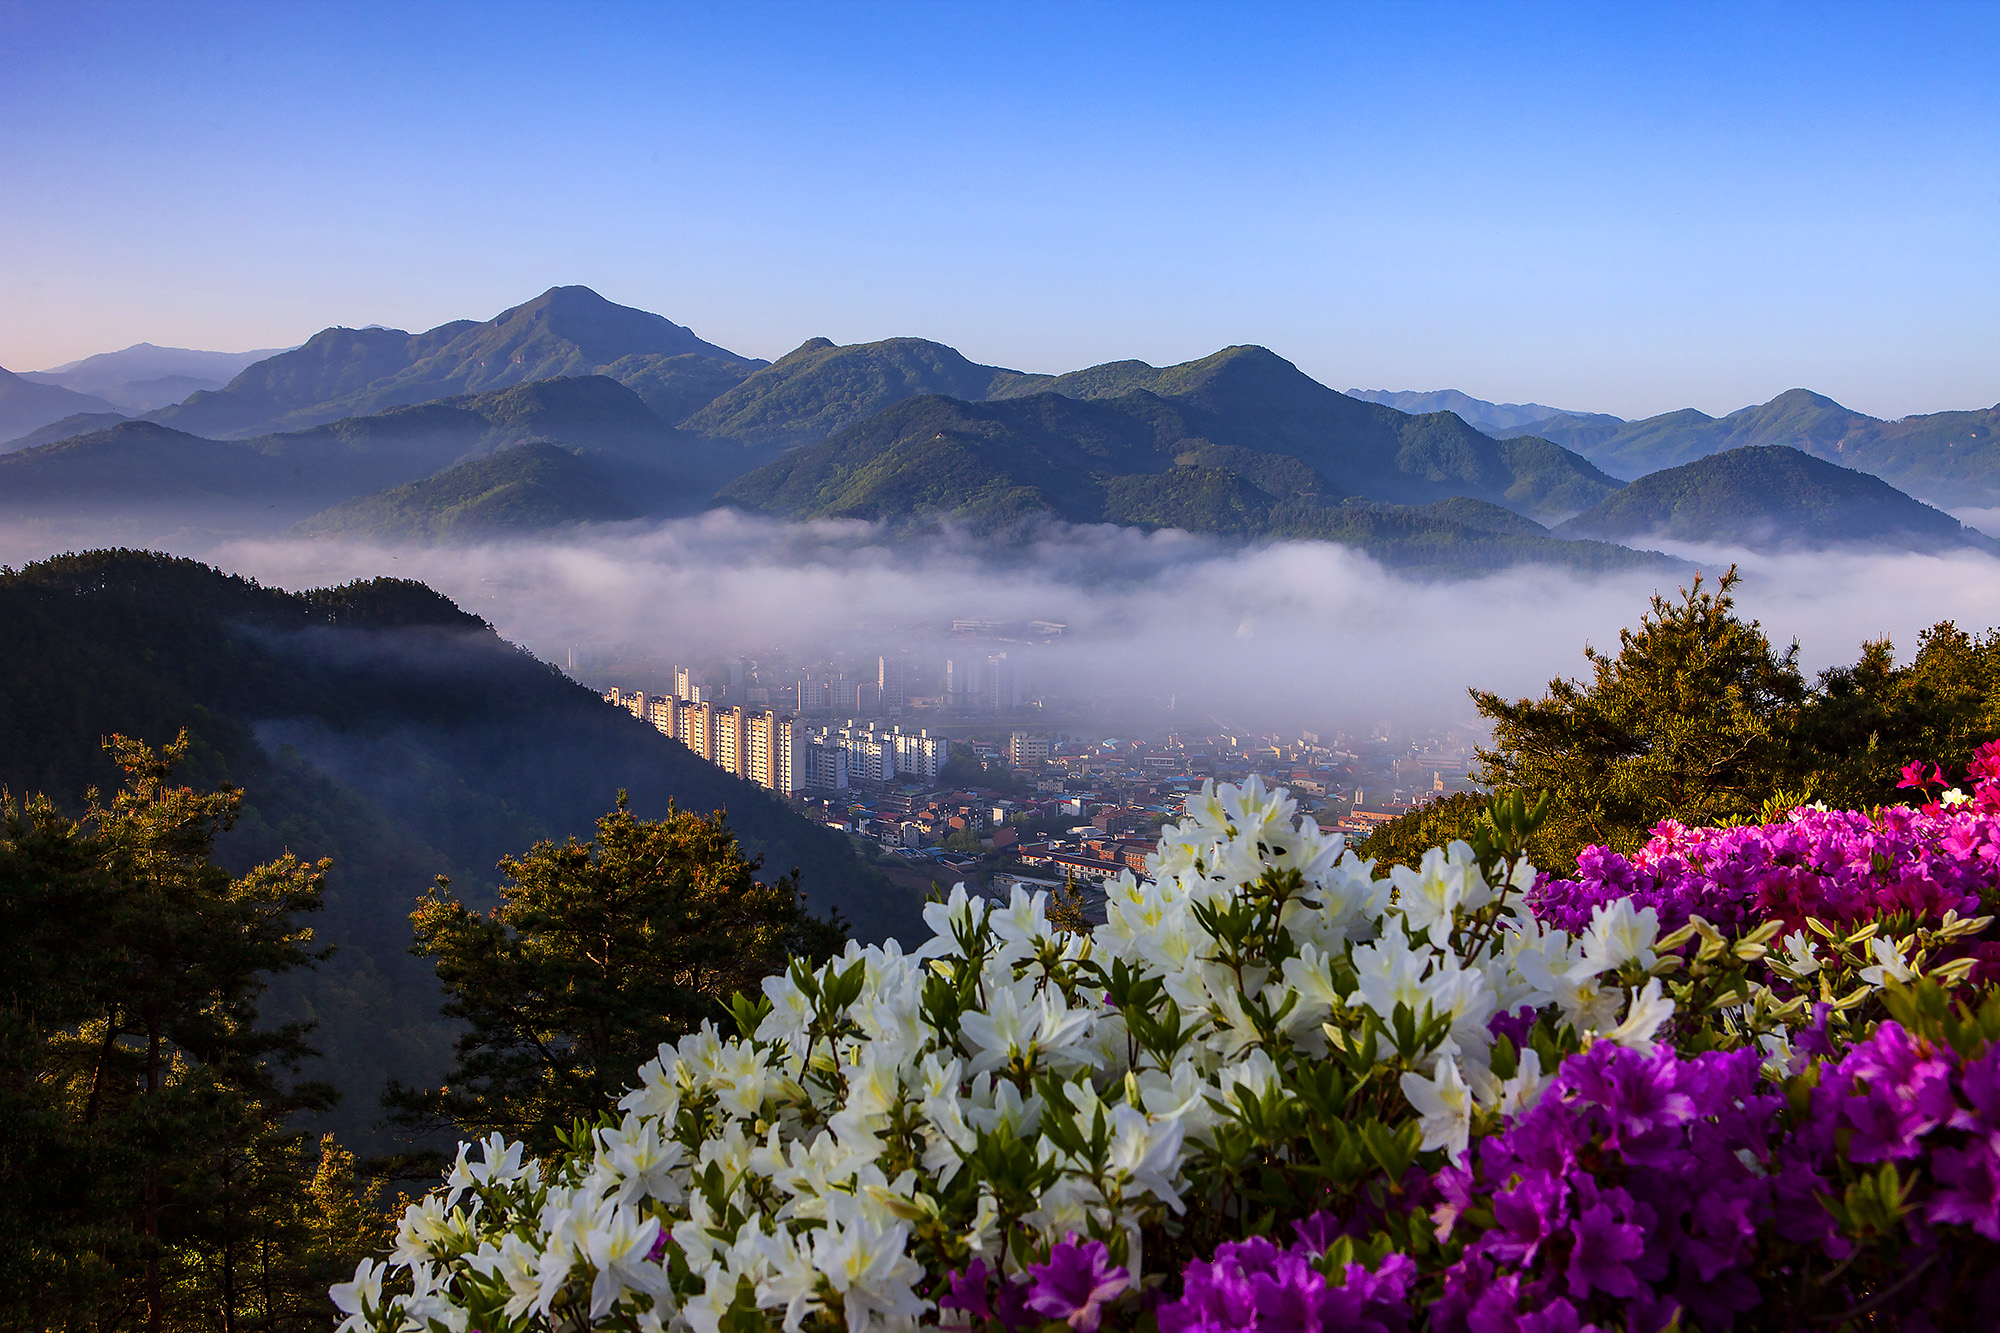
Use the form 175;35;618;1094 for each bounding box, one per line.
684;701;715;763
1007;731;1049;768
743;710;806;796
890;726;950;781
804;739;849;790
713;706;746;777
878;655;906;713
647;695;677;738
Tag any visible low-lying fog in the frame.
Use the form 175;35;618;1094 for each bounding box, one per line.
11;512;1999;735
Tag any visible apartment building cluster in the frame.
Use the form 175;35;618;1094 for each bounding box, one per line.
602;674;951;798
604;685;810;794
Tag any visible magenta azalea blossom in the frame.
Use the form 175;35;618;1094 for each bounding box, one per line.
1024;1237;1129;1333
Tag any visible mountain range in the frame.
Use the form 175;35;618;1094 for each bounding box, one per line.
1344;388;1621;437
20;341;295;414
0;374;739;540
9;285;1996;564
1519;388;2000;509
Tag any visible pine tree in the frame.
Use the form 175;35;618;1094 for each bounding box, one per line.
390;796;845;1153
1470;569;1807;868
0;731;383;1332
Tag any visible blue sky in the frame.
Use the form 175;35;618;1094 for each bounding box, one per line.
1;0;1994;419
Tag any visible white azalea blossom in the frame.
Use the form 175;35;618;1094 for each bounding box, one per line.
1860;935;1915;986
336;777;1714;1332
1399;1055;1476;1162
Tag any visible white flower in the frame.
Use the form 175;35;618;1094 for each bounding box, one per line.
1860;936;1914;987
1758;1028;1802;1080
956;975;1094;1078
811;1214;927;1333
391;1195;460;1265
1348;916;1436;1024
1106;1104;1185;1210
1581;898;1660;972
1498;1048;1548;1117
584;1204;670;1318
467;1234;546;1320
1390;842;1489;939
618;1047;685;1119
331;1258;387;1333
1779;930;1822;977
1399;1055;1475;1163
593;1111;688;1207
1602;977;1675;1051
1943;787;1971;807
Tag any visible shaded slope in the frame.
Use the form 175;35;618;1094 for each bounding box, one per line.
292;442;639;541
0;550;919;1147
682;336;1036;449
2;376;751;537
599;352;757;423
0;365;119;439
3;409;130;452
1555;445;1992;551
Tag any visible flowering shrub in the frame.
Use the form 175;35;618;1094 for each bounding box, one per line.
332;780;1688;1332
1531;741;2000;938
332;762;2000;1332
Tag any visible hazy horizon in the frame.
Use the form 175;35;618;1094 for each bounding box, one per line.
3;2;1996;421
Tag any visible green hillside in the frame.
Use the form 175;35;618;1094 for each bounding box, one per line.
292;441;638;541
1527;388;2000;507
680;336;1036;449
989;345;1620;515
0;550;919;1149
718;391;1668;572
2;375;748;538
1555;444;1993;551
149;286;758;438
599;351;757;422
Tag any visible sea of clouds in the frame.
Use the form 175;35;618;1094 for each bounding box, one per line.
31;513;1961;735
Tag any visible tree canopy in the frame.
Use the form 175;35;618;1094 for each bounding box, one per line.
388;798;846;1153
0;732;382;1331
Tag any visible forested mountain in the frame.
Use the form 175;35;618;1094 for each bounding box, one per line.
680;335;1041;448
0;375;742;539
1555;445;1995;551
1342;388;1620;437
1526;387;2000;507
0;550;917;1146
293;441;637;541
716;389;1668;571
0;364;119;439
147;286;762;438
979;345;1621;515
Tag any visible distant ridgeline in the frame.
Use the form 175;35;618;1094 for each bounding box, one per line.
0;550;920;1150
2;285;1995;563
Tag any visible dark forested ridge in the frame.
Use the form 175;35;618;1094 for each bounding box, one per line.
0;550;918;1147
290;441;639;541
1555;445;1996;552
